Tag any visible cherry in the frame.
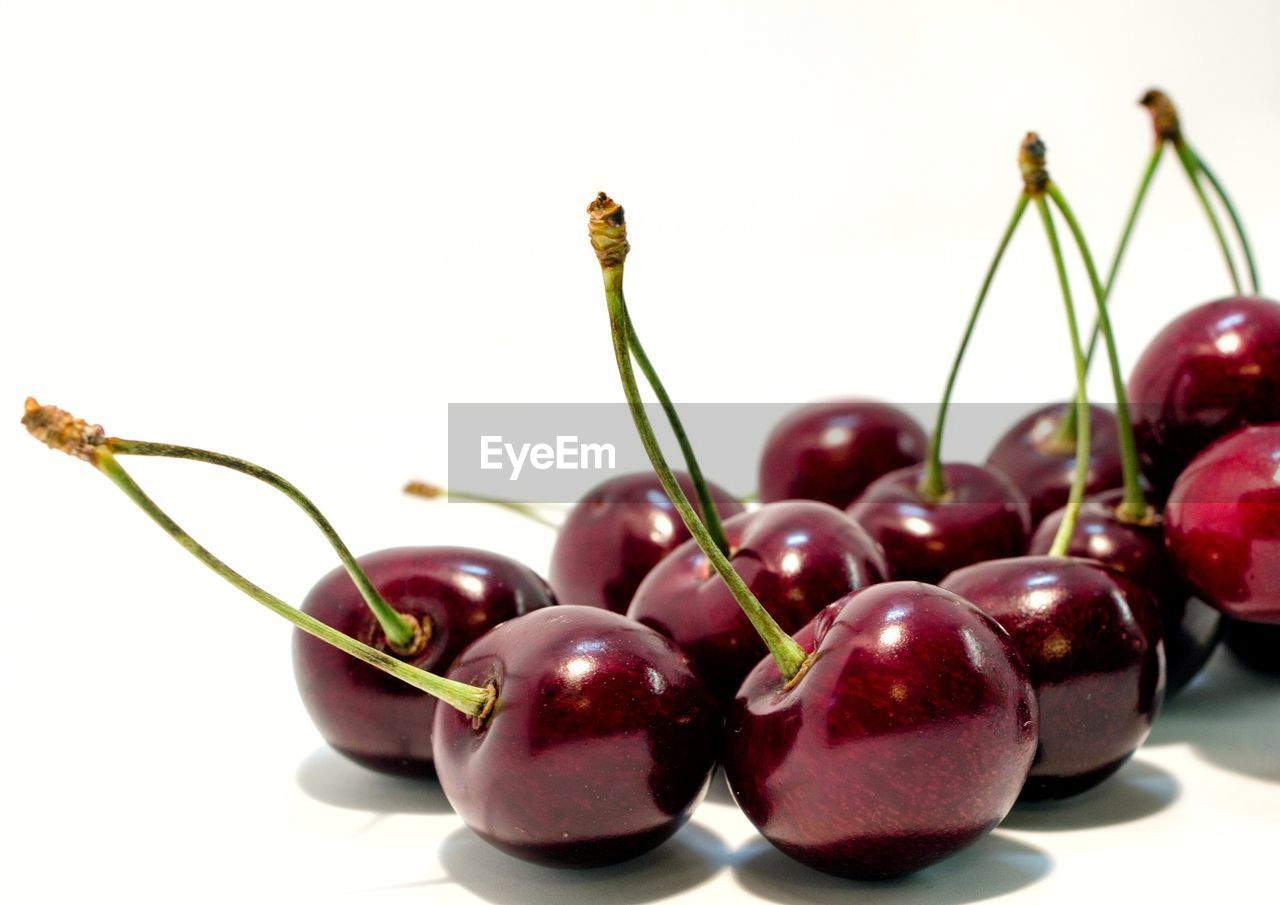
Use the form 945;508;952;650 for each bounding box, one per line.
757;400;927;509
24;400;717;867
847;463;1029;584
591;193;1034;877
434;606;718;866
940;556;1164;799
1031;490;1222;695
1164;425;1280;624
1223;619;1280;674
629;499;885;701
724;582;1037;879
548;471;744;613
985;402;1124;527
294;546;556;776
1129;296;1280;492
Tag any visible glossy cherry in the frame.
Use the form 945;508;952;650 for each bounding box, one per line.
986;402;1125;527
940;557;1165;799
847;462;1030;584
724;582;1037;879
294;547;556;776
548;471;744;613
1164;425;1280;624
1128;296;1280;492
629;499;886;701
433;606;719;866
758;400;927;509
1030;489;1221;695
1223;619;1280;674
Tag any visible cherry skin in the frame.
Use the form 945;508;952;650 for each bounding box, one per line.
1128;296;1280;493
432;606;719;867
847;462;1031;584
1164;425;1280;624
548;471;744;614
939;556;1165;799
294;547;556;777
1223;620;1280;674
758;400;927;509
723;582;1037;879
628;500;886;702
986;402;1125;527
1030;489;1222;695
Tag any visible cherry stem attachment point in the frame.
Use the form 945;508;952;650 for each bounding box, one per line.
21;401;492;719
107;439;424;654
921;194;1029;502
588;194;807;681
403;481;562;530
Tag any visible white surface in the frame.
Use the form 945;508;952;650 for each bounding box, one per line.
2;2;1279;903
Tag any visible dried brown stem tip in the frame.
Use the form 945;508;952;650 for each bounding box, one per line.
1139;89;1182;143
404;480;444;499
22;397;107;462
587;192;630;269
1019;132;1049;196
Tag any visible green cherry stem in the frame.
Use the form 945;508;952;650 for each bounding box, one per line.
1191;146;1260;293
1032;194;1091;557
1045;182;1150;523
920;194;1029;502
403;480;562;530
1174;139;1243;294
108;438;424;653
20;400;493;719
625;309;732;556
587;194;808;680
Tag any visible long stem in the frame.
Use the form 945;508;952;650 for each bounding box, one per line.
1190;145;1260;294
403;481;561;530
625;309;731;556
1045;184;1148;522
921;195;1029;501
603;267;807;679
1174;140;1243;294
1034;196;1091;557
110;439;420;651
94;451;493;717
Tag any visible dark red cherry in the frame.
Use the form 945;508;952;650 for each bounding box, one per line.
294;547;556;777
1030;489;1222;695
847;463;1031;584
986;402;1125;527
433;606;719;866
548;471;744;613
758;400;927;509
1223;619;1280;674
629;500;886;701
939;556;1165;799
1164;425;1280;624
1128;296;1280;492
724;582;1037;879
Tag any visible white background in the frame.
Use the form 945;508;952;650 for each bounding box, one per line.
2;2;1278;903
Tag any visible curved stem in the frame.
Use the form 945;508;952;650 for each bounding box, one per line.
1191;145;1260;294
921;194;1029;501
1174;140;1243;294
624;308;731;555
403;481;561;530
1045;184;1148;522
1034;197;1091;557
109;439;420;651
602;267;807;679
93;451;493;717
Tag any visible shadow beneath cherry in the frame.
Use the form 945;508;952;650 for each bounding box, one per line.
1145;648;1280;782
295;746;453;814
436;821;728;905
999;758;1179;831
732;831;1051;905
702;766;737;807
